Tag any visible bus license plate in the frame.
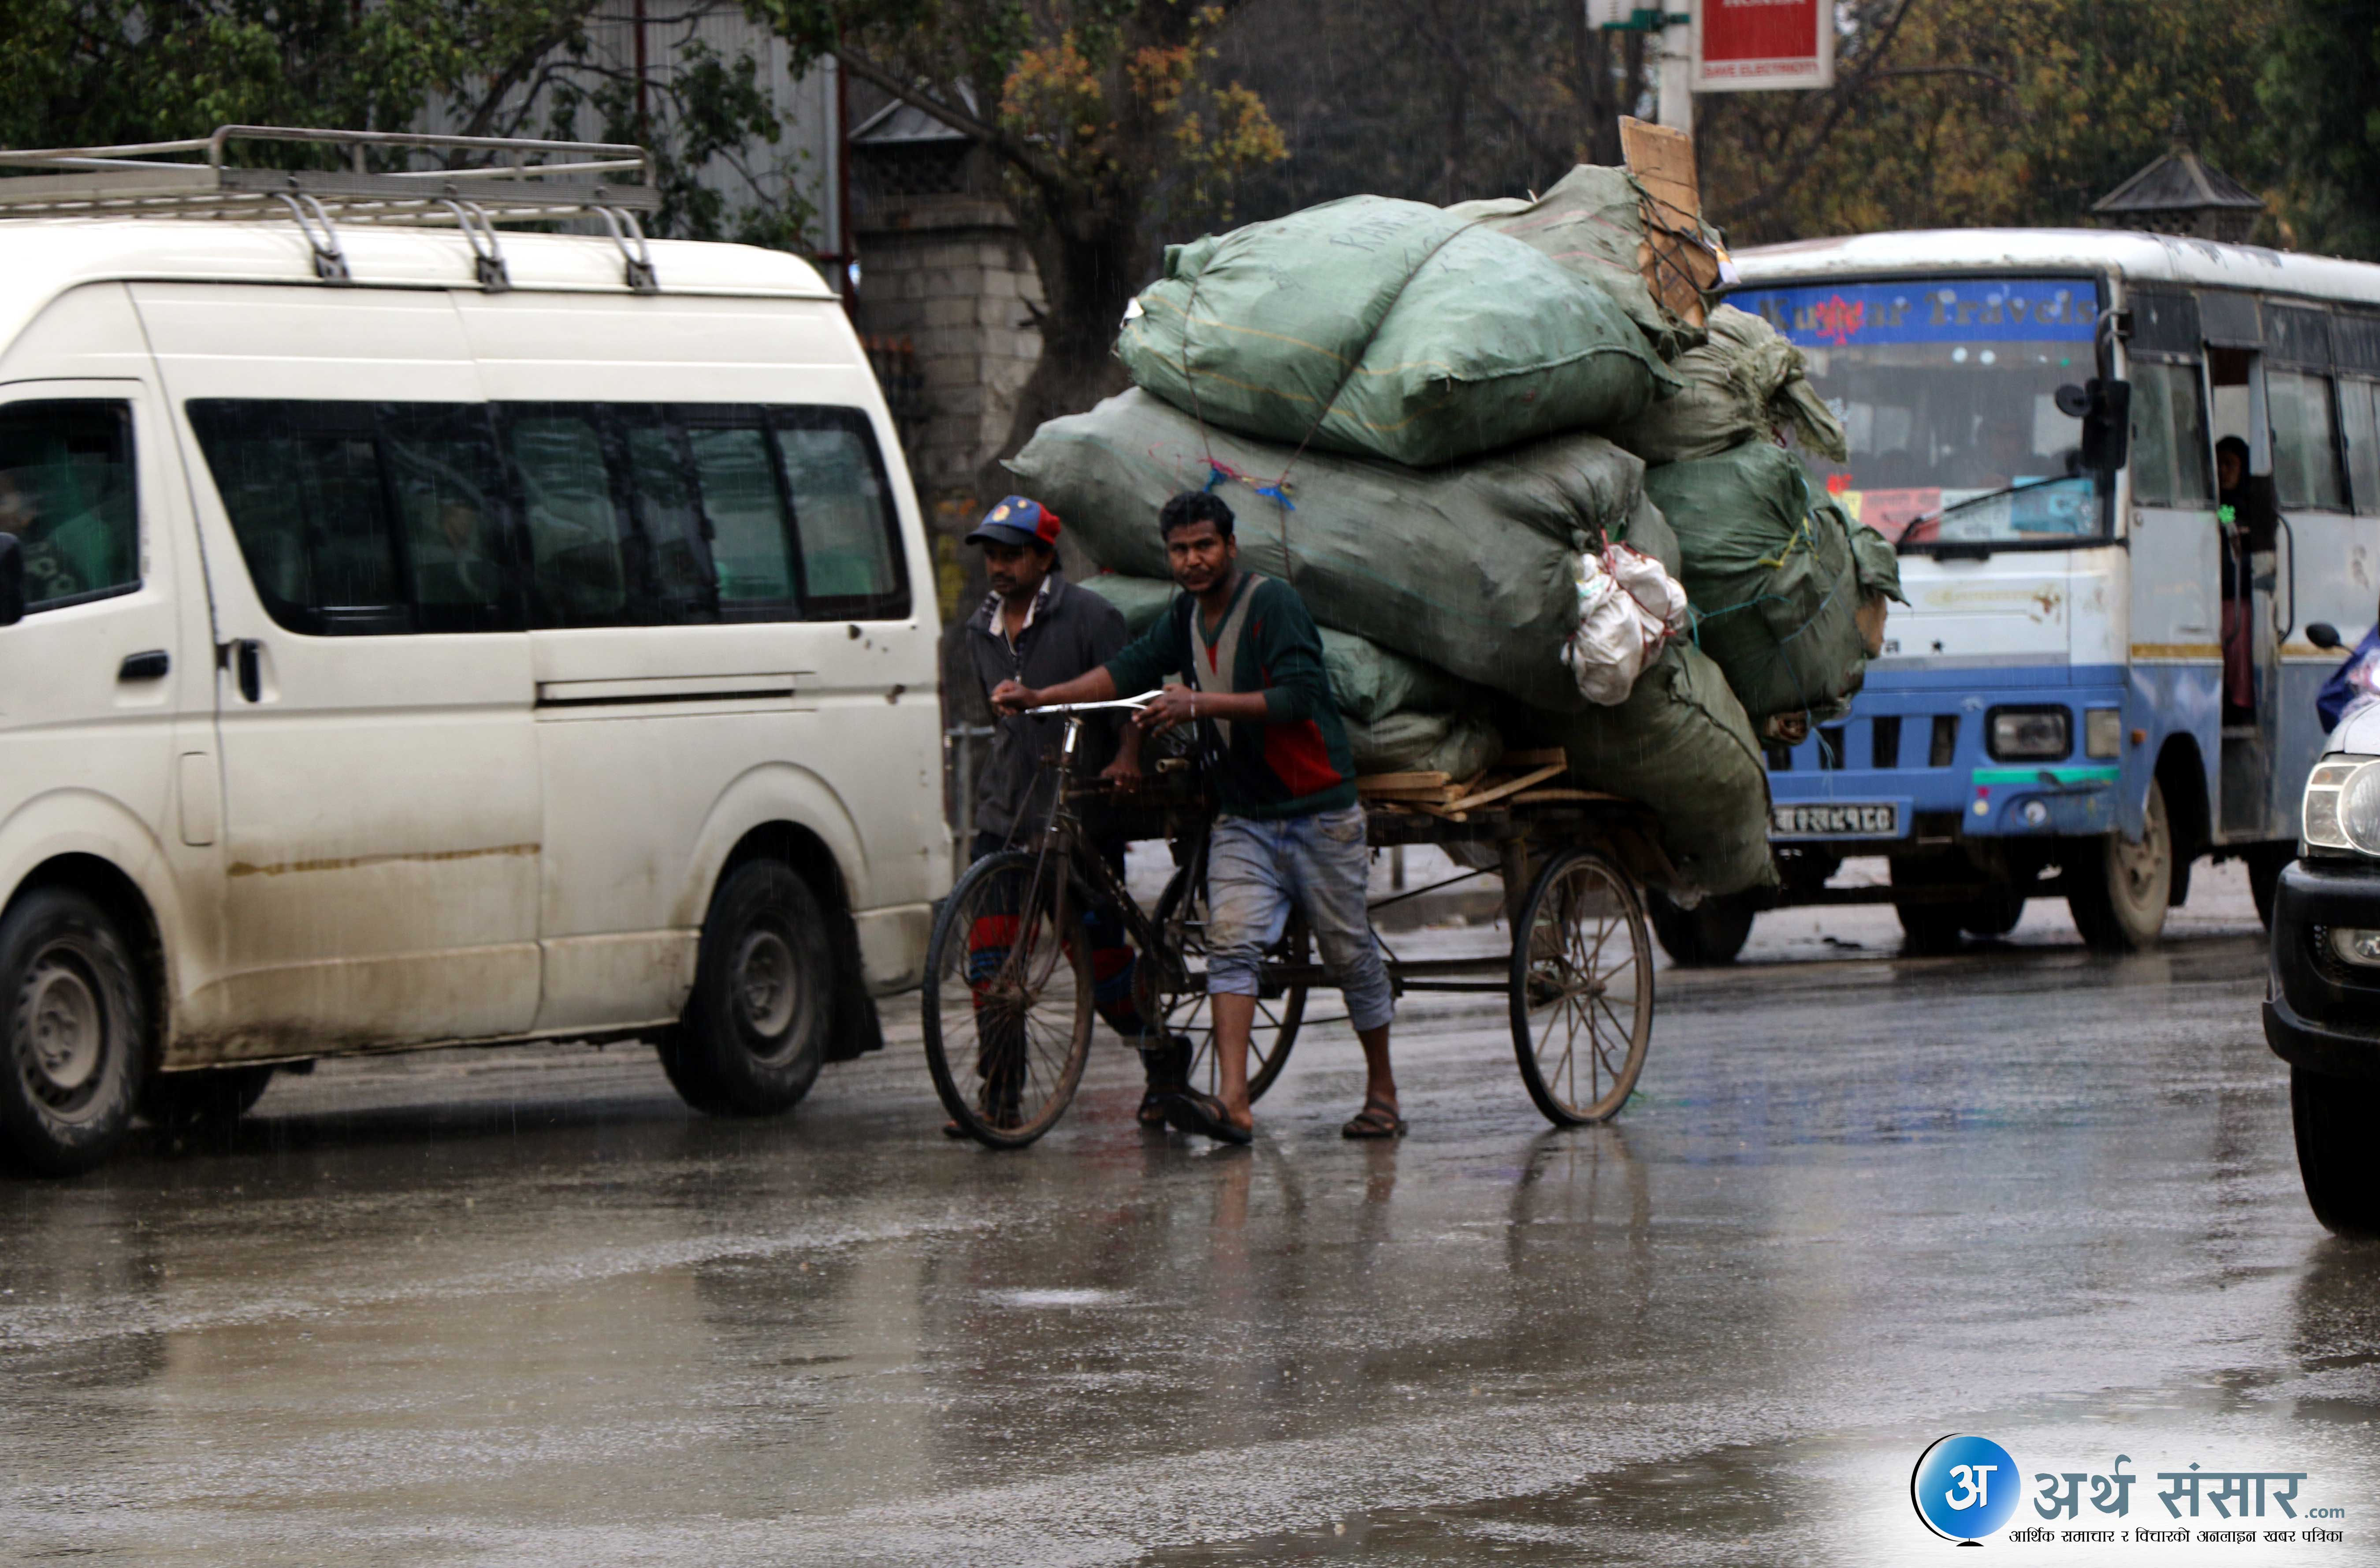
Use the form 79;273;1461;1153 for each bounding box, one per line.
1770;803;1901;839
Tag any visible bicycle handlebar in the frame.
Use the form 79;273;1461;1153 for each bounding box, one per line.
1025;691;1164;717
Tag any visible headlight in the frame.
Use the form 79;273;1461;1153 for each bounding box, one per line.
1987;706;2070;761
2329;928;2380;967
2303;754;2380;855
2084;708;2122;759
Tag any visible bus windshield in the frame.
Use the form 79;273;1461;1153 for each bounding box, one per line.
1727;276;2107;549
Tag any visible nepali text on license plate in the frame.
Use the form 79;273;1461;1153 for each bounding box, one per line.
1771;803;1900;838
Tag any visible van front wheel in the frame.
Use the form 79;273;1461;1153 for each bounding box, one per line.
662;860;831;1117
0;887;149;1177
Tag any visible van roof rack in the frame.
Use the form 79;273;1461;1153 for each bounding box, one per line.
0;126;663;290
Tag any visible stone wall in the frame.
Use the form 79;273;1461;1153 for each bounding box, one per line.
852;193;1046;624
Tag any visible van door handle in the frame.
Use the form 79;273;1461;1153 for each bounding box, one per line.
117;650;170;682
217;639;263;702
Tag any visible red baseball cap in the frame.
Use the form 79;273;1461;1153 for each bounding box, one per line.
965;495;1063;550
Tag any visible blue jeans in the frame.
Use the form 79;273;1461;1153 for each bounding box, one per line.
1205;806;1394;1033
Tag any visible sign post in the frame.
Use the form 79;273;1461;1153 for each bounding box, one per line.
1692;0;1836;93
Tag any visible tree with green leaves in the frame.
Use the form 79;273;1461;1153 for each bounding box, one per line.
2258;0;2380;259
1694;0;2283;244
0;0;813;245
755;0;1287;485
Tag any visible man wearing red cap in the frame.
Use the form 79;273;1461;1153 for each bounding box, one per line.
958;496;1188;1129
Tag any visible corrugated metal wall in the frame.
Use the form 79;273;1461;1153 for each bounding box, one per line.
416;2;840;256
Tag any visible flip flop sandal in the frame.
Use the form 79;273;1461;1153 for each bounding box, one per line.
1136;1091;1177;1128
1164;1089;1253;1146
1341;1100;1407;1140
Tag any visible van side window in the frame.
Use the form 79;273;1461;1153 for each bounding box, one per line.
2339;376;2379;517
506;412;630;625
0;401;138;612
2128;361;2211;509
622;418;716;622
189;401;408;634
686;424;799;613
776;411;907;617
2268;370;2347;512
382;406;514;633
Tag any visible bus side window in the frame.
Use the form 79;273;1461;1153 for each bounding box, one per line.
2127;361;2211;509
2269;369;2348;513
0;400;139;612
2339;376;2379;517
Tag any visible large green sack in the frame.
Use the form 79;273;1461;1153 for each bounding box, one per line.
1075;571;1467;724
1519;643;1777;899
1071;571;1177;634
1642;441;1873;722
1012;390;1656;711
1346;710;1504;780
1610;305;1851;465
1115;195;1672;469
1447;165;1720;360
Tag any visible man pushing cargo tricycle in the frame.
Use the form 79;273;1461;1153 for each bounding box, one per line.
920;489;1670;1150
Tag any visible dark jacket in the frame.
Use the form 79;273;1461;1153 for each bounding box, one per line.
1103;572;1358;819
964;572;1130;842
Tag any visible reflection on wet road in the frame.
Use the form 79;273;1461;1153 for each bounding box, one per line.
3;878;2375;1563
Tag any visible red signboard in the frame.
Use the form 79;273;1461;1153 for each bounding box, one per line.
1693;0;1834;92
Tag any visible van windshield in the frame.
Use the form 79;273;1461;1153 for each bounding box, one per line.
1728;275;2108;549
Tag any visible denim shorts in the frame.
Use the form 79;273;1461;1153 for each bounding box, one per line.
1205;805;1394;1033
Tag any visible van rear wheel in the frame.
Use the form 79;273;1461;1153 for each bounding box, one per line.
661;860;831;1118
2066;780;2172;954
0;887;148;1177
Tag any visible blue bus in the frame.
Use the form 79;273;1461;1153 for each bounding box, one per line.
1657;230;2380;960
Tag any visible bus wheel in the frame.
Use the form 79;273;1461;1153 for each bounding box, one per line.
662;860;831;1118
2292;1066;2380;1237
1647;891;1755;966
141;1065;276;1130
1960;890;2025;939
0;887;149;1177
1889;858;1966;955
2067;780;2172;954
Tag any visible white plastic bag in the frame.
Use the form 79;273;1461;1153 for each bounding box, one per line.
1563;543;1689;706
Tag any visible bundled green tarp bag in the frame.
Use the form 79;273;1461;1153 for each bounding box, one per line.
1610;305;1851;465
1071;571;1178;635
1075;571;1468;724
1012;390;1663;711
1116;195;1672;469
1447;164;1720;360
1643;440;1882;721
1345;710;1505;780
1518;643;1777;899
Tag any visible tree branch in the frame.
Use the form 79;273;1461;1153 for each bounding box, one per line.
1869;64;2014;90
1711;0;1928;226
830;48;1065;191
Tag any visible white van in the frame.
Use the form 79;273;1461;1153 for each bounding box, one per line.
0;130;948;1174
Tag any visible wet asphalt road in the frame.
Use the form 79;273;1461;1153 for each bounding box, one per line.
3;863;2376;1564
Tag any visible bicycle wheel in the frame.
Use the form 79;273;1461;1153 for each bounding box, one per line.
1510;848;1653;1126
922;850;1095;1148
1147;862;1307;1104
